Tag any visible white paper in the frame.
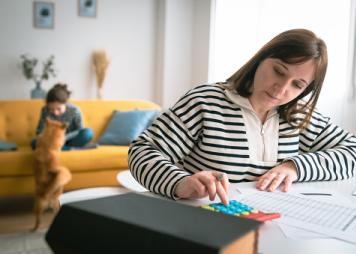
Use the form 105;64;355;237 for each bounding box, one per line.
277;193;356;240
277;222;329;239
235;182;356;242
236;182;334;196
234;191;356;244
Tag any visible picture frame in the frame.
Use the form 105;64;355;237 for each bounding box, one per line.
33;1;54;29
78;0;97;18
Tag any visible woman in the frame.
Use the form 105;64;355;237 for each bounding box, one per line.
128;29;356;205
31;83;93;150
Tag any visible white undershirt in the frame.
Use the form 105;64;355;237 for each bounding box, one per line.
225;89;279;163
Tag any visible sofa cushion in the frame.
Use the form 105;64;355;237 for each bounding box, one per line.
0;146;34;176
60;146;129;172
97;109;160;145
0;146;129;176
0;140;17;151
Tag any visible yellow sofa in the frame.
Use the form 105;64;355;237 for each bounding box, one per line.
0;99;161;196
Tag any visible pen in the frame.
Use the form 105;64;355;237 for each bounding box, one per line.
300;192;332;196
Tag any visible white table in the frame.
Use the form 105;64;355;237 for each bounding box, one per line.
59;187;131;205
116;170;148;192
238;178;356;254
61;172;356;254
59;170;145;205
142;177;356;254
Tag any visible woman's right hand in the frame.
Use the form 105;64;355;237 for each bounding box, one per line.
174;171;230;205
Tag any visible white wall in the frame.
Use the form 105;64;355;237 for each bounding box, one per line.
155;0;211;108
191;0;211;87
155;0;194;108
0;0;212;109
0;0;157;101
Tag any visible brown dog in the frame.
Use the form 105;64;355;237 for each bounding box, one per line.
32;118;72;231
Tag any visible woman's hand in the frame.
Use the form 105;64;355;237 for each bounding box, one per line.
256;161;298;192
174;171;230;205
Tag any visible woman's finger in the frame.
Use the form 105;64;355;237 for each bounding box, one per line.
197;175;217;201
212;172;229;193
256;171;277;190
190;177;207;198
266;173;285;192
256;178;270;191
282;175;293;192
215;180;229;205
211;172;230;204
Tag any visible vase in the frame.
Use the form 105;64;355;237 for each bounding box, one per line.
31;81;46;99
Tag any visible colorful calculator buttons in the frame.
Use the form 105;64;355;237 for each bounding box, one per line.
201;200;280;222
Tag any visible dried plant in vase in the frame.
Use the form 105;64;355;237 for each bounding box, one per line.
92;50;110;99
20;54;57;98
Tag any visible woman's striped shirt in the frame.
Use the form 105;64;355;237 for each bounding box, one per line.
128;84;356;199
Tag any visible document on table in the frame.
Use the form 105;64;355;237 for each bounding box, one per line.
277;192;354;240
234;191;356;244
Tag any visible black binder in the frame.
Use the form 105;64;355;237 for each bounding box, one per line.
46;192;261;254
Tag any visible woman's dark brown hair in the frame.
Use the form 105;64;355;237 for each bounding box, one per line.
46;83;71;104
226;29;328;129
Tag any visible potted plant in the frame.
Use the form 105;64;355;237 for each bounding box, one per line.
20;54;57;99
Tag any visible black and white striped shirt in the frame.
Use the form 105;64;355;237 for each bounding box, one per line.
129;84;356;199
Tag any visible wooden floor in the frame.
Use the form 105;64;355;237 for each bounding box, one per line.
0;195;56;234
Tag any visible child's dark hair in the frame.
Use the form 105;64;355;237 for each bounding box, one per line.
46;83;71;103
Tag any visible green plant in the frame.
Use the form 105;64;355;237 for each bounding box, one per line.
20;54;57;83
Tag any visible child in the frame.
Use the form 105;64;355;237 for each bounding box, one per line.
31;83;94;150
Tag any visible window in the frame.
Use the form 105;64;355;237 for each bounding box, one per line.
210;0;354;125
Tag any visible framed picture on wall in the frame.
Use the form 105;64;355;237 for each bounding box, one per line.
78;0;97;18
33;1;54;29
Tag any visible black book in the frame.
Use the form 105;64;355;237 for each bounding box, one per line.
46;192;261;254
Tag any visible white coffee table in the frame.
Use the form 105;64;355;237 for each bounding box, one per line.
59;187;131;205
116;170;148;192
60;170;147;205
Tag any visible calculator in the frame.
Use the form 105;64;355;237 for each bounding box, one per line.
201;200;281;222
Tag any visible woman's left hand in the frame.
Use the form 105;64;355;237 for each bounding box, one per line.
256;161;298;192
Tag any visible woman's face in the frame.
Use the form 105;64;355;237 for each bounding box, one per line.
48;102;66;116
249;58;316;112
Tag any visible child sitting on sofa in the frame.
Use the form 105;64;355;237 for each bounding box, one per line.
31;83;94;150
